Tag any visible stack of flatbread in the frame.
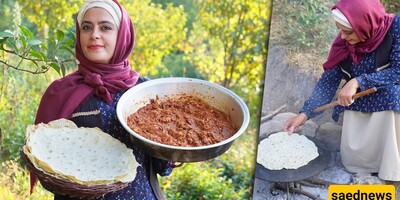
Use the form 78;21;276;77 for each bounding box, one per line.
257;132;319;170
22;119;139;186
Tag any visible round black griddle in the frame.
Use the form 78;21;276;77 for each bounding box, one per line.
255;134;331;183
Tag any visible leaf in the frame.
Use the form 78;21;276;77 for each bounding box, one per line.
58;45;75;56
0;38;7;45
64;38;75;47
20;36;27;49
15;40;23;49
31;60;39;68
29;50;46;60
56;29;65;41
40;42;48;51
49;62;61;75
5;39;18;54
27;39;43;46
0;31;15;38
60;62;66;77
46;39;57;56
18;25;34;39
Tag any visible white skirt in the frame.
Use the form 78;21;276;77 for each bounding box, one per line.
341;110;400;181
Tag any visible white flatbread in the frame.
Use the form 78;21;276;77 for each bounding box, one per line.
257;132;319;170
23;119;139;185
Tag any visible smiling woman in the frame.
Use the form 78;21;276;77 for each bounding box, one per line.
78;8;119;64
0;0;271;199
26;0;178;200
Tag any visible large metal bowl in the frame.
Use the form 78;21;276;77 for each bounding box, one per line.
116;77;250;162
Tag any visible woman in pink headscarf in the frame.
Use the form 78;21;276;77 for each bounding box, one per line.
31;0;175;199
285;0;400;181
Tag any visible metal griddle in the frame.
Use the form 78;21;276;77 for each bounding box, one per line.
255;135;331;183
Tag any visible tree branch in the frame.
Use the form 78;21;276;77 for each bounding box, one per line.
0;60;49;74
1;47;74;63
1;48;42;63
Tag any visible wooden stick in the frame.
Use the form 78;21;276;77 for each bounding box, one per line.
313;87;377;113
260;104;287;123
305;177;339;187
274;183;323;200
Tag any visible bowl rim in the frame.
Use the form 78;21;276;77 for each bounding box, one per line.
116;77;250;150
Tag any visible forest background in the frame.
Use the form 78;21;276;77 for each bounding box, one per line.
0;0;271;199
3;0;399;199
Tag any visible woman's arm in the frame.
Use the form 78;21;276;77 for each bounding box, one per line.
285;67;342;134
300;67;343;119
355;17;400;90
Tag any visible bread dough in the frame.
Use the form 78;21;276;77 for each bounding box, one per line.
257;132;319;170
23;119;139;185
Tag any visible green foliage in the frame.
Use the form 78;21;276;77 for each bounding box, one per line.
151;0;200;32
161;163;246;200
16;0;83;38
187;0;270;86
0;26;75;76
382;0;400;14
0;2;75;163
209;128;257;192
123;0;188;77
0;67;55;161
0;0;15;32
272;0;337;56
161;128;257;200
0;160;53;200
184;0;271;125
156;54;205;78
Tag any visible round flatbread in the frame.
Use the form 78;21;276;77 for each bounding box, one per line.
257;132;319;170
23;119;139;185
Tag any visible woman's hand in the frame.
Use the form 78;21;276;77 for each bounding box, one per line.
168;161;184;168
338;78;359;106
284;113;308;134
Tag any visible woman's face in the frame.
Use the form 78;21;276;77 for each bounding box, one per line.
80;8;118;64
336;22;361;45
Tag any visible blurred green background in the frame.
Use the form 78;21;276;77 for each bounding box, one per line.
0;0;271;199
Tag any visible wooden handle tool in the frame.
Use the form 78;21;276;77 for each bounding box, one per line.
313;87;377;113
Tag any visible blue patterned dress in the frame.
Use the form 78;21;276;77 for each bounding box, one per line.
301;15;400;121
299;15;400;181
52;78;173;200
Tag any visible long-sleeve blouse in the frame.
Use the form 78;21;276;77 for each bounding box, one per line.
301;15;400;122
52;78;172;200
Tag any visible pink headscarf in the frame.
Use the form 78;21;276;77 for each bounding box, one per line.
322;0;395;71
31;0;139;193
